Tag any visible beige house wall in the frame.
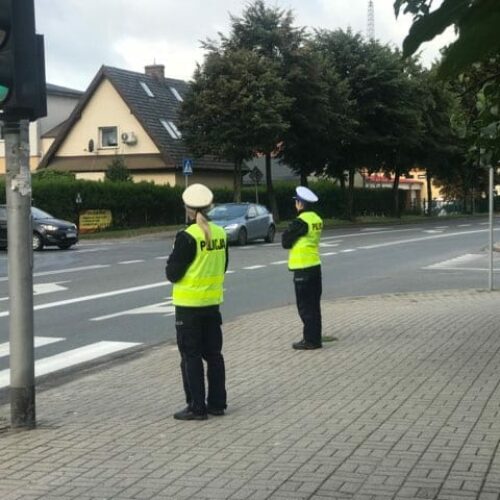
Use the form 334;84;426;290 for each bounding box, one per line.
132;173;176;185
56;79;160;159
75;172;105;182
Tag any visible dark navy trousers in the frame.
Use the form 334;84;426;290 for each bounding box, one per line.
175;306;227;414
293;265;322;346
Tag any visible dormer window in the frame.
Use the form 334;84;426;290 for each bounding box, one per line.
160;119;182;139
140;81;155;98
169;86;183;102
99;126;118;148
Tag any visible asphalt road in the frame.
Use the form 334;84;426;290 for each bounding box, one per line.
0;216;499;382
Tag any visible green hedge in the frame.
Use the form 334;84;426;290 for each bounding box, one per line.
0;178;404;228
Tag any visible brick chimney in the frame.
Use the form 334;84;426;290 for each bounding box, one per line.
145;64;165;80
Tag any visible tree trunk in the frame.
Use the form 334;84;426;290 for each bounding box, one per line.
347;167;355;221
339;172;346;191
426;170;432;216
300;169;308;186
233;160;242;202
265;152;279;222
392;168;401;218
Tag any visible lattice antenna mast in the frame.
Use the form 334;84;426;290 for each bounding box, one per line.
367;0;375;41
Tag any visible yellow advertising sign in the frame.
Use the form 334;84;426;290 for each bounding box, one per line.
79;209;113;233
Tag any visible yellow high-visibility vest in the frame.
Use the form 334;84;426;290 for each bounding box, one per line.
288;211;323;270
172;223;227;307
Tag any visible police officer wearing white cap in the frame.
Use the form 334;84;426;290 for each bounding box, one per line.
166;184;228;420
282;186;323;350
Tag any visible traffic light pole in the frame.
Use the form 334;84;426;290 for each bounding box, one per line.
4;119;36;428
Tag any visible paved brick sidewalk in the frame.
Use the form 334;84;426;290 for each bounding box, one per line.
1;289;500;500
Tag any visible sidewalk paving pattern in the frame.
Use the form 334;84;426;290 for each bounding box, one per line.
1;289;500;499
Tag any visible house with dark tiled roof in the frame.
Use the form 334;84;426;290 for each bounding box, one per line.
38;65;234;188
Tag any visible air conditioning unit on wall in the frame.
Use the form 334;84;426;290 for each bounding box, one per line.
121;131;137;145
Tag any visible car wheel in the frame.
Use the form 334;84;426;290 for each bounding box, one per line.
57;243;72;250
32;232;43;251
265;225;275;243
237;227;247;246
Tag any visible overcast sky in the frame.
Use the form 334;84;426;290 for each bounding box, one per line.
35;0;454;92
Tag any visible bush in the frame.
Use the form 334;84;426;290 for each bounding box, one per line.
0;177;405;229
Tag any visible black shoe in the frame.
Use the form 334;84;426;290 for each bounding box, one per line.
292;340;322;350
173;406;208;421
207;407;225;416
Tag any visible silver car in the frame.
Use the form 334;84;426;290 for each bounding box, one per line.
207;203;275;245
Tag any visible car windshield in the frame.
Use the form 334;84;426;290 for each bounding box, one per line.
31;207;54;220
208;205;248;220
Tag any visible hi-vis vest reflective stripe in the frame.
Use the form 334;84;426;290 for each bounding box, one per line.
172;223;227;307
288;212;323;270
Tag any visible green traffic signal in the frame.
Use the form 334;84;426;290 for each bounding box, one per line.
0;0;46;120
0;85;8;104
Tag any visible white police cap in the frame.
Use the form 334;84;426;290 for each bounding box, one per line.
182;183;214;209
294;186;319;203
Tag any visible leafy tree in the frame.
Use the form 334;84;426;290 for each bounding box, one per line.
312;30;423;218
218;0;306;220
279;43;351;186
394;0;500;77
395;0;500;177
105;156;132;182
413;70;462;214
179;48;291;202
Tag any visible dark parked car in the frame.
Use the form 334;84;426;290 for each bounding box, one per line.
0;205;78;251
207;203;275;245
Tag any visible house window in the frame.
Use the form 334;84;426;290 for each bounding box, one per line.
169;86;183;102
140;81;155;98
160;119;182;140
99;126;118;148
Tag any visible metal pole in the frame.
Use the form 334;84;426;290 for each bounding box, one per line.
255;180;259;204
5;119;36;428
184;174;189;224
488;166;494;291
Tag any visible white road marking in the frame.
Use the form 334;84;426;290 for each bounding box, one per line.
424;253;481;269
90;301;175;321
243;265;267;270
33;282;70;295
155;256;170;260
423;254;498;272
0;265;110;283
319;242;339;247
0;341;141;389
423;230;443;234
357;228;500;250
226;270;236;274
340;249;356;253
458;224;472;227
118;260;144;265
321;252;337;256
270;260;288;265
361;227;390;231
73;247;112;253
0;281;170;319
0;336;65;359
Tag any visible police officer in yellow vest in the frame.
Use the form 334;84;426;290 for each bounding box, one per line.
166;184;228;420
282;186;323;350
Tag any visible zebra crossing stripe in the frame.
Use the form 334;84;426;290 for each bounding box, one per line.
0;341;141;389
0;336;65;359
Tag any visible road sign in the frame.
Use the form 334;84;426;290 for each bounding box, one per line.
182;158;193;176
249;166;263;184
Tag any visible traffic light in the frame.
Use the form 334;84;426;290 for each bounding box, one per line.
0;0;46;120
